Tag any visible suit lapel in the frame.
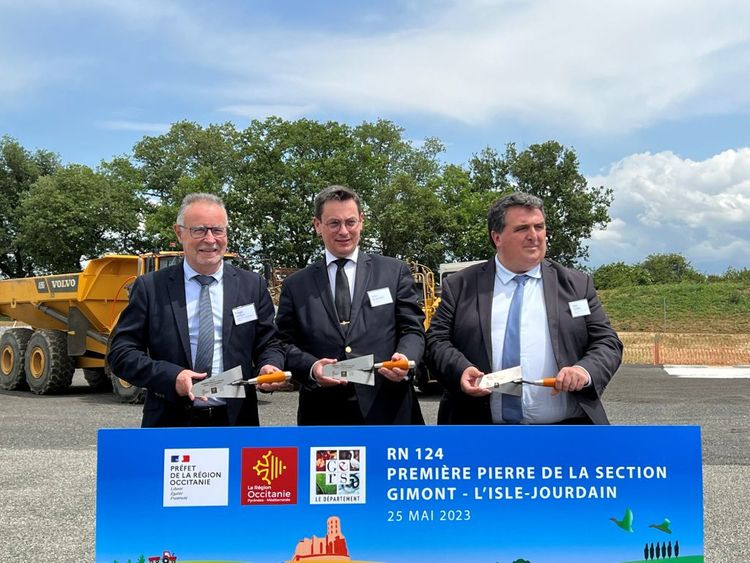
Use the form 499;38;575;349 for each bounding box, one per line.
349;252;371;332
541;260;562;366
167;263;191;366
476;259;495;368
222;265;239;359
312;260;342;333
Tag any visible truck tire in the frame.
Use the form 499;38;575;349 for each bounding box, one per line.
0;328;33;390
110;368;146;404
83;368;112;391
24;330;75;394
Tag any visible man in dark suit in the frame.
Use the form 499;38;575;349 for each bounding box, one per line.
426;192;622;425
276;185;425;425
108;193;285;427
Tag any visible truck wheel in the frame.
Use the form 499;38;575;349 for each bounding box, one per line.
83;368;112;391
0;328;33;390
24;330;74;394
109;366;145;404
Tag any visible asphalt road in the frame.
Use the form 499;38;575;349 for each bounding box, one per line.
0;365;747;562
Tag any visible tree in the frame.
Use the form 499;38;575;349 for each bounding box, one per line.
128;120;240;246
439;163;499;262
228;117;358;268
19;165;143;273
505;141;613;266
592;262;651;289
0;136;60;277
640;253;704;284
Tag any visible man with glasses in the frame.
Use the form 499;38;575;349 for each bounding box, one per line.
276;185;425;425
108;193;285;427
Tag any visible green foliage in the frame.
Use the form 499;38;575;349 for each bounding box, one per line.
137;556;146;563
0;120;614;276
599;281;750;333
593;262;651;289
18;164;144;273
640;253;705;284
466;141;613;266
0;136;60;277
722;266;750;283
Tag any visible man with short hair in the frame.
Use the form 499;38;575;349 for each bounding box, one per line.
108;193;285;427
276;185;425;425
426;192;622;425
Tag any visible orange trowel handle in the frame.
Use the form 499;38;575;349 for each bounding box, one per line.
254;371;292;384
374;359;416;370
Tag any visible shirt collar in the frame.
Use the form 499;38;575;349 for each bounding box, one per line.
183;260;224;283
325;247;359;267
494;256;541;284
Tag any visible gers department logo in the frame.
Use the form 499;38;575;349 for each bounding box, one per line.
310;446;366;505
241;447;298;505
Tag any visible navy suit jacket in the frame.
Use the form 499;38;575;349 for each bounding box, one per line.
107;262;285;427
276;252;425;425
426;258;622;424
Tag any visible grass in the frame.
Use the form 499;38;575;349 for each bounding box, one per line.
599;281;750;334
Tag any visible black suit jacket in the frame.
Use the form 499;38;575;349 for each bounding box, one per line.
426;258;622;424
107;262;285;427
276;253;425;425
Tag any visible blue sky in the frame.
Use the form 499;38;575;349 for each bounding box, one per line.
2;0;749;274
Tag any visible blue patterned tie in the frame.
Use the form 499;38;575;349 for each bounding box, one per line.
501;274;530;423
192;275;215;376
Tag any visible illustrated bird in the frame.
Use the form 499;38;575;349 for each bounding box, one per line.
648;518;673;534
610;507;634;532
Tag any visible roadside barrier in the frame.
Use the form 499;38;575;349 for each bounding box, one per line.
619;332;750;366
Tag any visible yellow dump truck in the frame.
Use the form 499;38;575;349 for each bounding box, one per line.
0;252;189;402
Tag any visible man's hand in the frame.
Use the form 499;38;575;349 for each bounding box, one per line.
460;366;491;397
378;353;411;383
256;364;294;393
312;358;347;387
551;366;590;395
175;369;207;401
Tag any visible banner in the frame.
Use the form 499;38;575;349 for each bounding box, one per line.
96;425;703;563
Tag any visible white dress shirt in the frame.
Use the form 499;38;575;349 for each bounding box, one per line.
490;257;584;423
325;247;358;300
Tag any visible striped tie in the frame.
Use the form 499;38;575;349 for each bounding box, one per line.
192;275;215;376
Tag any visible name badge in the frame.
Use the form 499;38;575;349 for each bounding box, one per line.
568;299;591;318
367;287;393;307
232;303;257;325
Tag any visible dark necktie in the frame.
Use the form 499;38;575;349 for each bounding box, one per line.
334;258;351;326
501;274;530;423
192;275;215;376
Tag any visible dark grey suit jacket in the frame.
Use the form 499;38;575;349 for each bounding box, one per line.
426;258;622;424
276;252;425;425
107;262;284;427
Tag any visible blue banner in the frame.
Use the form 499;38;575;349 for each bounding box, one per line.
96;425;703;563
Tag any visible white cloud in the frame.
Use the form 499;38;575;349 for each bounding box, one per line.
3;0;750;136
98;120;170;133
586;148;750;273
218;104;315;122
191;0;750;134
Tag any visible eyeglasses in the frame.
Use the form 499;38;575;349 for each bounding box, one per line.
323;218;361;232
178;225;228;239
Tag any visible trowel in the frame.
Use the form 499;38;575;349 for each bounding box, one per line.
476;366;556;393
322;354;416;386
